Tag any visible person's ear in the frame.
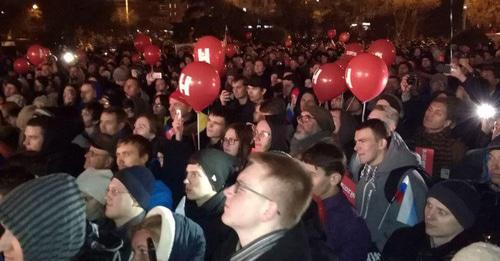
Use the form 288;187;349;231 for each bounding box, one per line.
261;88;267;95
105;156;114;169
329;173;343;187
378;138;388;150
444;119;453;129
261;200;280;221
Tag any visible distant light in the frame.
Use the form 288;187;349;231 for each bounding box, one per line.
0;11;5;15
146;29;150;33
362;22;371;26
164;29;168;33
136;29;140;33
62;52;76;64
256;25;262;29
476;103;496;119
463;5;467;10
350;23;358;27
242;7;247;12
247;25;253;29
32;4;39;10
316;0;319;2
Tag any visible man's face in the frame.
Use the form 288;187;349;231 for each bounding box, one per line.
80;84;96;103
168;98;190;119
301;162;337;200
81;108;94;128
247;86;266;103
105;178;136;221
84;145;112;170
487;150;500;186
354;128;384;165
222;160;276;230
116;143;148;170
155;79;167;93
421;58;432;69
424;197;463;239
82;192;105;221
423;102;450;133
184;164;215;201
23;126;44;152
100;112;122;136
3;83;17;98
254;61;265;76
124;79;140;98
207;114;226;139
232;80;247;99
295;112;320;139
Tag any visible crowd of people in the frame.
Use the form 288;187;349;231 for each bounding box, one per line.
0;32;499;261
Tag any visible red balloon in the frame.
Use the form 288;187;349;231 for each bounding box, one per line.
334;58;350;73
339;32;350;43
245;31;253;40
367;39;396;66
312;63;347;102
143;44;161;66
26;44;46;66
345;53;389;102
327;29;337;39
225;44;238;58
178;62;220;111
134;34;152;52
13;58;30;74
193;36;225;73
344;43;364;57
131;53;141;64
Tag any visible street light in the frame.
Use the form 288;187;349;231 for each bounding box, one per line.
32;4;39;10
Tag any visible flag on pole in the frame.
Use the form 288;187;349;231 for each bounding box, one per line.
396;176;418;226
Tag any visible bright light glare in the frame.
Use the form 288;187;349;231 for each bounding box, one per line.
476;103;496;119
62;52;76;64
32;4;39;10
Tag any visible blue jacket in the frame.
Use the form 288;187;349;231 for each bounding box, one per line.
170;213;206;261
323;193;371;261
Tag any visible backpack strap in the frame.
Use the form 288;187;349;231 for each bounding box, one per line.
384;165;430;203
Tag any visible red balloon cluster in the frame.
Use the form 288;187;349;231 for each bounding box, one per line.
143;45;161;66
345;53;389;102
26;44;49;66
134;34;152;52
178;62;221;111
312;63;347;102
193;36;225;74
339;32;350;43
367;39;396;66
344;43;364;57
13;58;30;74
327;29;337;39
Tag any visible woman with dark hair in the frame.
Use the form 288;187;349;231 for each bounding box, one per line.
253;116;290;153
222;122;253;165
152;94;169;130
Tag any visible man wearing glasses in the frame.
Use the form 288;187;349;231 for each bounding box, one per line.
290;103;336;156
217;152;313;261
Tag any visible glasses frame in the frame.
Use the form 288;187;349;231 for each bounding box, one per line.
233;180;281;215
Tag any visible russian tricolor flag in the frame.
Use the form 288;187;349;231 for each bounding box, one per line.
396;176;418;226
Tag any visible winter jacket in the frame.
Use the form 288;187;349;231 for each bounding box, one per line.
382;222;480;261
354;132;428;251
323;193;371;261
475;183;500;246
184;192;232;261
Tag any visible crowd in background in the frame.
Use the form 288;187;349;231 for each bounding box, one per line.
0;32;499;261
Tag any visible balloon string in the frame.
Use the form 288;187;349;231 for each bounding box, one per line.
362;102;367;122
197;112;201;151
341;93;344;109
449;0;454;60
346;97;355;111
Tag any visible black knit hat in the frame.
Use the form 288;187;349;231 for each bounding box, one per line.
303;103;335;133
427;180;480;229
377;93;403;115
0;174;86;260
191;149;237;192
89;132;118;155
114;166;156;210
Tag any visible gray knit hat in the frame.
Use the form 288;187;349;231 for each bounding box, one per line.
0;174;86;260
